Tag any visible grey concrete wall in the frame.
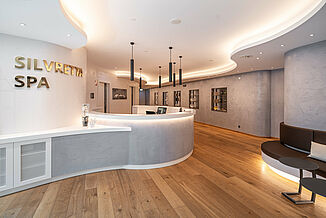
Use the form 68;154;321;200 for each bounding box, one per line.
284;40;326;131
95;115;194;165
271;69;284;137
150;70;272;137
52;132;130;177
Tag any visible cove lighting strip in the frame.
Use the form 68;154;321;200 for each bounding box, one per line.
267;164;300;183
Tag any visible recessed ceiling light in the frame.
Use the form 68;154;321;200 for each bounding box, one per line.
19;23;26;27
259;51;263;55
280;44;285;47
256;57;260;60
67;33;71;37
238;77;241;80
170;18;182;24
310;33;314;37
271;67;274;69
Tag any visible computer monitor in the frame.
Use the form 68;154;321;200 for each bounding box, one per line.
146;110;156;115
157;107;167;114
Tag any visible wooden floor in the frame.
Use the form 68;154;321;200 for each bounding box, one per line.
1;122;326;217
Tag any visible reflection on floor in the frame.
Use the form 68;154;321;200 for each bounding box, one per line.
0;122;326;217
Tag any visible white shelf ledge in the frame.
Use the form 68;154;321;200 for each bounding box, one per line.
0;125;131;144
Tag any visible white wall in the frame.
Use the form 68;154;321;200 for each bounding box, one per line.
0;34;87;134
86;62;140;114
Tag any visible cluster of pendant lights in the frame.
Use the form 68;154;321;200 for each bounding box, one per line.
130;42;183;89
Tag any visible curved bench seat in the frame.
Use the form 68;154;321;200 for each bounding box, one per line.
261;141;326;178
261;141;306;160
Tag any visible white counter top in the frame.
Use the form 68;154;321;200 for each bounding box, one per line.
90;111;194;120
0;125;131;144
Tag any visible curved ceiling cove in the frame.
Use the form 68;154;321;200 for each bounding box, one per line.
0;0;87;49
61;0;325;85
231;3;326;75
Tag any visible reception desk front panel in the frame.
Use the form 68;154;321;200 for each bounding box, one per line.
90;112;194;166
0;106;194;196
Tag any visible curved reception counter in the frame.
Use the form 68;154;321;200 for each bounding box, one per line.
89;109;194;167
0;106;194;196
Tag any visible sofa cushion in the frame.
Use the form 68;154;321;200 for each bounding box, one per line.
308;141;326;162
280;122;313;152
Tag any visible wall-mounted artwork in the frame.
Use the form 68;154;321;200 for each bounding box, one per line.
174;91;181;107
112;88;127;100
154;92;159;105
211;87;227;112
189;89;199;109
163;92;168;106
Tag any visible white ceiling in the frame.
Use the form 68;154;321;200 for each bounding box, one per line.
230;3;326;75
0;0;86;49
60;0;325;85
1;0;325;85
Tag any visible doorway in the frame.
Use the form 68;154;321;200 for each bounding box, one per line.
97;82;110;113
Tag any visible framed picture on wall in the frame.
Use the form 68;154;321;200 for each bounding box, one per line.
154;92;159;105
211;87;227;112
174;91;181;107
112;88;127;100
189;89;199;109
163;92;168;106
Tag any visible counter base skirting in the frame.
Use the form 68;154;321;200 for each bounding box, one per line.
0;149;193;197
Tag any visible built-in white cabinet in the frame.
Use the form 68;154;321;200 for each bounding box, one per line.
14;138;51;187
0;143;14;192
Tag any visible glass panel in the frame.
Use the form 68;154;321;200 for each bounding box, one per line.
189;89;199;109
163;92;168;106
20;142;46;181
21;142;45;155
174;91;181;107
0;148;6;186
154;92;159;105
211;88;227;112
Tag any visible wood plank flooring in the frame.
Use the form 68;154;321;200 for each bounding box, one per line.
1;122;326;217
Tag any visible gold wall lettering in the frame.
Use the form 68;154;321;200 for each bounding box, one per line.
43;60;54;72
14;75;50;89
13;56;83;89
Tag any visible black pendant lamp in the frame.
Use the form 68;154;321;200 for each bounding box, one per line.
169;47;173;82
139;68;142;91
130;42;135;81
173;62;176;87
179;56;182;85
158;66;162;88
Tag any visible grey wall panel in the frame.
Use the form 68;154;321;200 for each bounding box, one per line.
284;40;326;131
150;71;272;137
95;115;194;165
52;132;130;177
271;69;284;138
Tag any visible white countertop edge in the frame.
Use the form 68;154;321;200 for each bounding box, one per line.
89;112;195;120
0;125;131;144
